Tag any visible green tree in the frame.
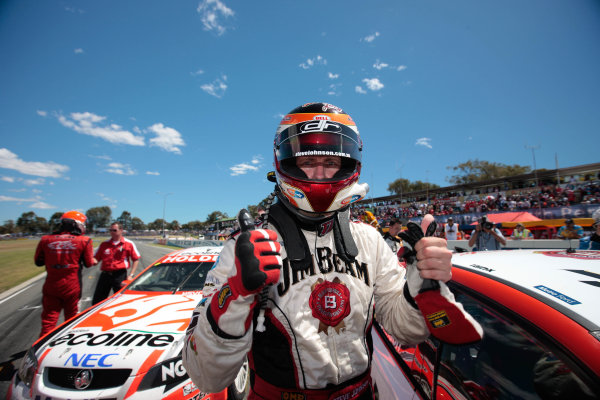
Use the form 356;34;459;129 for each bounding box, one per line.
86;206;112;232
169;220;180;231
205;211;227;225
48;212;64;232
182;220;204;235
131;217;146;231
36;216;49;233
148;218;166;232
117;211;132;231
446;159;531;185
0;219;15;234
387;179;440;195
16;211;44;234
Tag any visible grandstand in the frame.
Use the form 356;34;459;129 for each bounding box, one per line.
356;162;600;207
352;162;600;239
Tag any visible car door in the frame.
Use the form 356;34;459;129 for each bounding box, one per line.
406;283;599;399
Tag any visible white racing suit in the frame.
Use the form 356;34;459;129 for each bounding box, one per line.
182;220;429;397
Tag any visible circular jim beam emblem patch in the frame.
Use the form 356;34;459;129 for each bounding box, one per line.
536;250;600;260
426;310;451;329
309;278;350;335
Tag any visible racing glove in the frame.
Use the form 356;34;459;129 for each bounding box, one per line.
399;218;483;345
209;209;282;337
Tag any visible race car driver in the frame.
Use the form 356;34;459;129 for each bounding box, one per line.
34;211;96;337
183;103;481;399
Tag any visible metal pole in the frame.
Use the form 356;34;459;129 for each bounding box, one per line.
426;170;430;204
525;145;541;213
555;153;560;185
162;197;166;237
157;192;173;238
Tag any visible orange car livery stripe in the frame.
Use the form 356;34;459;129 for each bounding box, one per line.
124;349;164;398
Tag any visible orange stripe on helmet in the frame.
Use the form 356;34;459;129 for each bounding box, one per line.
279;113;355;126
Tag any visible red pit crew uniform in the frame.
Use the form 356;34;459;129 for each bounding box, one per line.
95;237;140;272
93;238;140;303
183;222;429;398
34;233;95;337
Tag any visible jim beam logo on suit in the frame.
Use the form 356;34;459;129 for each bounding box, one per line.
277;246;370;297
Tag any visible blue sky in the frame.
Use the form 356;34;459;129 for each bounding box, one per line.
1;0;599;226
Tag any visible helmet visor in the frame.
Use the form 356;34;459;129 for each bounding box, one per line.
275;122;362;163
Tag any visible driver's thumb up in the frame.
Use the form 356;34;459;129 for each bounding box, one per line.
233;209;282;296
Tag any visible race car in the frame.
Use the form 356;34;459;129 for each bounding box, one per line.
8;246;250;400
371;249;600;399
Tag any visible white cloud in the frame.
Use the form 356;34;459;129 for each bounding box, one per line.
57;112;145;146
1;176;15;183
106;162;136;175
373;60;389;70
230;156;262;176
362;78;384;91
146;171;160;176
191;69;205;76
0;148;69;178
74;48;84;54
23;178;45;186
97;193;114;202
328;72;339;79
355;86;367;94
0;195;35;202
65;7;84;13
328;83;341;96
89;154;112;160
37;110;48;117
197;0;234;36
362;32;380;43
0;195;55;209
415;137;433;149
299;55;327;69
201;75;228;98
397;65;407;71
147;123;185;154
31;201;55;209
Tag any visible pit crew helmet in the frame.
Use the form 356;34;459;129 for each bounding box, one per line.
274;103;368;214
60;210;87;235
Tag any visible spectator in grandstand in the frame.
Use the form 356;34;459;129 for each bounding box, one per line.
557;218;583;240
383;219;403;254
579;210;600;250
511;223;533;240
468;216;506;251
444;217;460;240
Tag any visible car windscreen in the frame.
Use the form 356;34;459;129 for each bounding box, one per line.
127;261;214;292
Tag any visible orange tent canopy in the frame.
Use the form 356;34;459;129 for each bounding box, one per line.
471;211;542;225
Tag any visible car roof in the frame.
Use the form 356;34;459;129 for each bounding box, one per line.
452;249;600;331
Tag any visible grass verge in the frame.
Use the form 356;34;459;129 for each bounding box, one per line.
0;237;111;295
0;239;43;294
